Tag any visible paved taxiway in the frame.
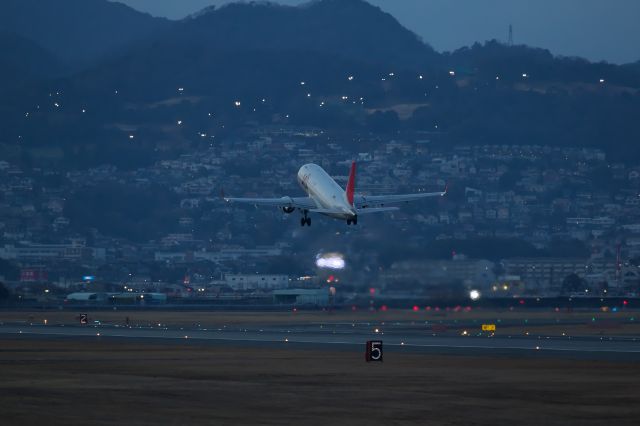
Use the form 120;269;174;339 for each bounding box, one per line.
1;322;639;360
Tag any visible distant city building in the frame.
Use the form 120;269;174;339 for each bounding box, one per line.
273;288;330;306
225;274;289;291
0;243;104;262
382;259;495;288
502;258;622;292
20;268;48;282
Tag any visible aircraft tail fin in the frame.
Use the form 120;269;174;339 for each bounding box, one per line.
346;161;356;206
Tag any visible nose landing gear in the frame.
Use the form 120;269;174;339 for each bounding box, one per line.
346;216;358;226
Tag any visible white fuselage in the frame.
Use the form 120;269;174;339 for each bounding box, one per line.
297;164;355;219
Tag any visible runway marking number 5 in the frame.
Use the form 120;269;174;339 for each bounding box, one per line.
366;340;383;362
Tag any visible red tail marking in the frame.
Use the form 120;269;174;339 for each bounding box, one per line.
346;161;356;205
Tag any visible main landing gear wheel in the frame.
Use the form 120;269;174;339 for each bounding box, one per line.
300;215;311;227
347;216;358;226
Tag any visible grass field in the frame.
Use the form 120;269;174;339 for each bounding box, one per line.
1;338;639;425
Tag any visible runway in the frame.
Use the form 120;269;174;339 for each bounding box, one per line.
2;321;639;360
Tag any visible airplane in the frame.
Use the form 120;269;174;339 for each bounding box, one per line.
224;162;446;226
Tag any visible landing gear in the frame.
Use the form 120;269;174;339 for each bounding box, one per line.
300;211;311;227
346;216;358;226
300;217;311;226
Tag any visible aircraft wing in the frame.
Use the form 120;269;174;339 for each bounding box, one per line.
354;189;446;208
224;195;318;210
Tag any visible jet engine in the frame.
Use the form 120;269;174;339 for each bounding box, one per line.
282;206;295;214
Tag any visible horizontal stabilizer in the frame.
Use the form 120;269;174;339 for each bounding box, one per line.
224;196;317;209
356;207;399;215
309;208;349;215
354;190;445;208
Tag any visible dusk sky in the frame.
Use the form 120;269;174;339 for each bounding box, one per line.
115;0;640;64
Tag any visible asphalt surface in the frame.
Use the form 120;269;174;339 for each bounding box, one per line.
2;321;640;360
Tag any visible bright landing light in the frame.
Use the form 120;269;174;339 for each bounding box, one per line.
469;289;481;301
316;253;345;270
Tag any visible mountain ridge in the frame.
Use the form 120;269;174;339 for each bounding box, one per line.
0;31;61;93
0;0;172;72
1;0;639;169
174;0;436;68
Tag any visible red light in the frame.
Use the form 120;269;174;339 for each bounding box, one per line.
623;300;629;306
369;288;376;295
434;306;440;311
328;275;335;283
412;305;419;312
351;305;357;311
519;299;525;305
380;305;388;312
425;306;431;311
